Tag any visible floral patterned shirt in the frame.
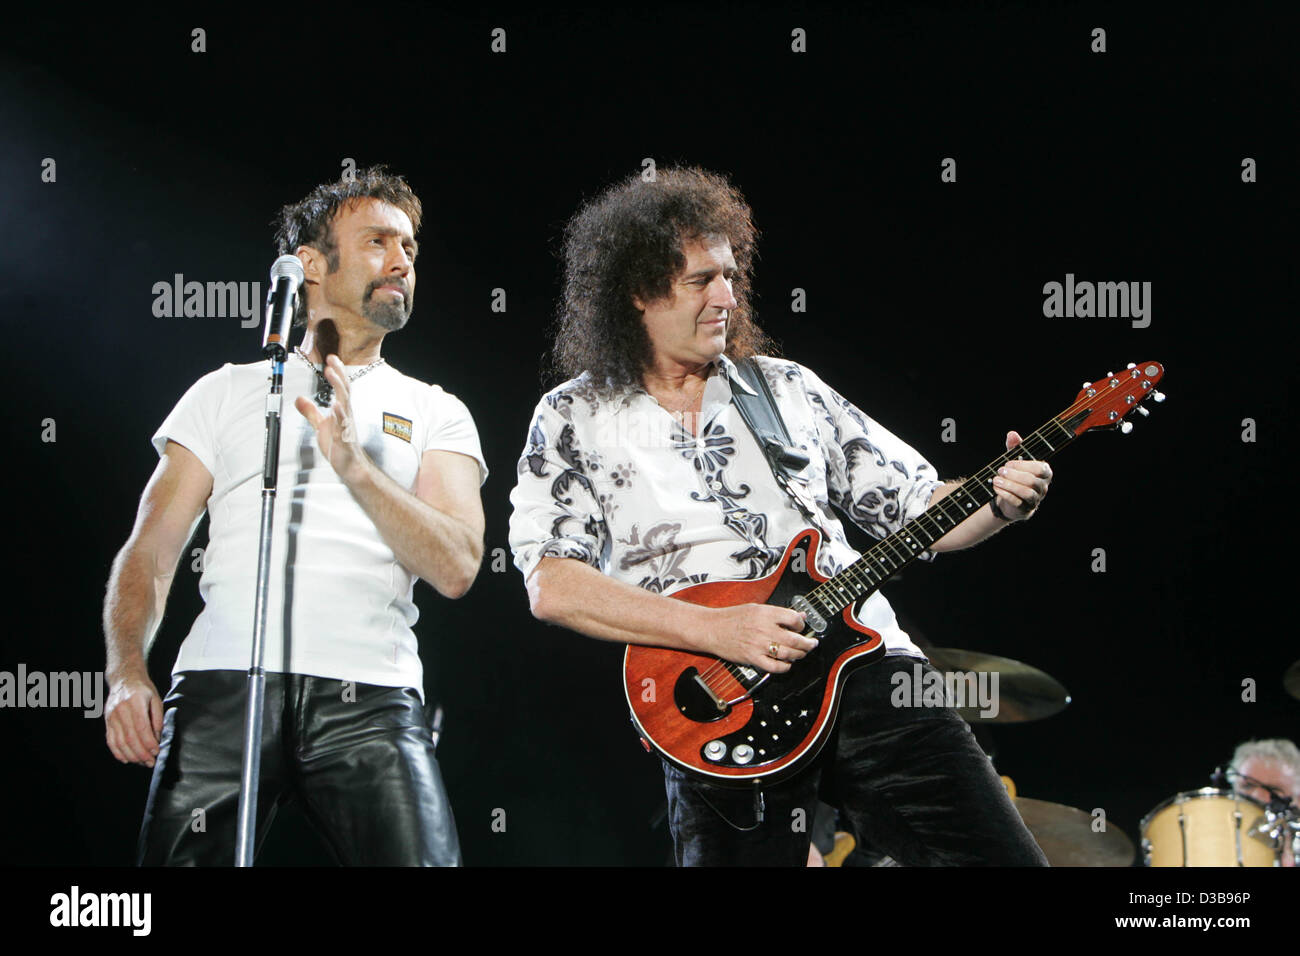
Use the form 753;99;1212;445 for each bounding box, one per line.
507;355;944;656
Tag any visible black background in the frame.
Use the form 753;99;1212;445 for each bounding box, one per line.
1;1;1295;874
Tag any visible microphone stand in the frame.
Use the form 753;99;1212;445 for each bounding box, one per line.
234;262;300;866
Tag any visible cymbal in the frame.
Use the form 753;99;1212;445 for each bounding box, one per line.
1014;797;1136;867
1285;659;1300;701
927;648;1071;723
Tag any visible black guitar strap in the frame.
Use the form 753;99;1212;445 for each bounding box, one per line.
731;357;819;524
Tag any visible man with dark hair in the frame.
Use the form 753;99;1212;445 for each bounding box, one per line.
104;167;486;865
509;166;1051;865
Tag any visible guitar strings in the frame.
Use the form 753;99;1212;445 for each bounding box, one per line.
690;377;1153;697
695;421;1068;695
691;423;1068;697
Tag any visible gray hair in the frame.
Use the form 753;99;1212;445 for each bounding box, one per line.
1232;738;1300;790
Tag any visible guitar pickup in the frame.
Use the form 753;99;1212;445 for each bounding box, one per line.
791;595;828;634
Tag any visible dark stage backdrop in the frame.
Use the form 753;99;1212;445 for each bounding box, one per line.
0;2;1294;874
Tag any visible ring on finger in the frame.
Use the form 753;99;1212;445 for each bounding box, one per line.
768;642;780;659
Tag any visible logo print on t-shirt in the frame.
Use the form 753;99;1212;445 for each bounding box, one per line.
382;412;413;443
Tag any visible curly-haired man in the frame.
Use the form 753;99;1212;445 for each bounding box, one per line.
104;167;486;865
510;166;1051;865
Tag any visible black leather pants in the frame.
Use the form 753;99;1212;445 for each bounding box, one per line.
137;670;460;866
663;656;1049;866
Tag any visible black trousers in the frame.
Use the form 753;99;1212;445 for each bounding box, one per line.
137;670;460;866
663;656;1049;866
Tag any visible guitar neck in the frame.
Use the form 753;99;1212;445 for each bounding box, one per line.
803;412;1084;619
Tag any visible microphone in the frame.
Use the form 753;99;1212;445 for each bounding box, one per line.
261;255;305;359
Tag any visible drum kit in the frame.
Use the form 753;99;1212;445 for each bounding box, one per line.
920;649;1300;867
1139;786;1296;867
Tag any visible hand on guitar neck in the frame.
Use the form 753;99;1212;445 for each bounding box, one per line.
925;431;1054;552
990;430;1052;519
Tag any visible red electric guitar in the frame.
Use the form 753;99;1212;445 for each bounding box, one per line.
624;362;1166;785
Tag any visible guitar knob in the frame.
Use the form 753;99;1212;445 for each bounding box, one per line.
731;744;755;765
1152;391;1166;403
1136;406;1150;417
704;740;727;762
1119;421;1134;434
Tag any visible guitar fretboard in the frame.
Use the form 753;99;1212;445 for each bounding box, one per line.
802;411;1085;621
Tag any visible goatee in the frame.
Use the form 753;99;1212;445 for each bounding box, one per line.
363;282;411;331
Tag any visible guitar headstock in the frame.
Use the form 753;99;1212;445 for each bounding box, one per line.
1065;362;1165;436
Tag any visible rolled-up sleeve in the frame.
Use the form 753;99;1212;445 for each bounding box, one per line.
797;366;943;558
508;397;610;582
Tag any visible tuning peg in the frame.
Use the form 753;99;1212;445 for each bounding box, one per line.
1126;363;1136;369
1119;421;1134;434
1082;382;1092;389
1136;406;1150;417
1152;391;1166;403
1106;371;1114;377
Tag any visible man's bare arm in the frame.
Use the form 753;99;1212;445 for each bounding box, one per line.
103;441;212;767
931;431;1053;552
526;557;813;674
346;448;485;598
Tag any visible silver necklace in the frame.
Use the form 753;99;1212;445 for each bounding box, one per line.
295;347;386;407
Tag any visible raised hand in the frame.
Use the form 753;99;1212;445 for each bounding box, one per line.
294;355;370;486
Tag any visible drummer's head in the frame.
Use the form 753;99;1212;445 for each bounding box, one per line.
1232;738;1300;804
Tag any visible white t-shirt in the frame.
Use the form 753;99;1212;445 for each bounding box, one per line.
153;358;487;696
